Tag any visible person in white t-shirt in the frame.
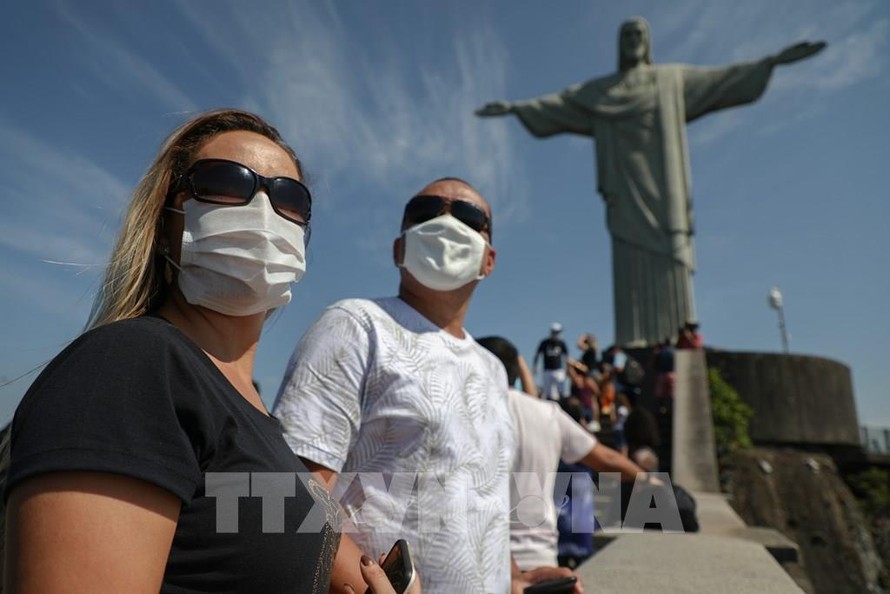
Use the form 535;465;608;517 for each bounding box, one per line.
273;178;578;594
476;335;647;571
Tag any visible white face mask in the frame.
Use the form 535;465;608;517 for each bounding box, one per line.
165;192;307;316
399;214;488;291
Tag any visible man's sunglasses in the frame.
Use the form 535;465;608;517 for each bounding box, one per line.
170;159;312;229
403;195;491;237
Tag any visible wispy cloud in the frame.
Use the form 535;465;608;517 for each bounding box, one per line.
169;0;528;228
727;1;881;63
688;110;746;147
659;1;734;63
771;18;889;93
0;123;128;266
655;0;888;146
699;1;890;95
1;257;97;328
54;3;198;111
4;0;527;318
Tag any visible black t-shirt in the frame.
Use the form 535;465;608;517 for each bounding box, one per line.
536;338;569;370
580;347;599;372
654;346;676;373
7;316;339;593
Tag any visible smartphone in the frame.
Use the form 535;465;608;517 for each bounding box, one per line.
524;576;578;594
379;539;416;593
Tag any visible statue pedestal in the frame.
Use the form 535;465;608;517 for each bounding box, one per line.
705;350;860;447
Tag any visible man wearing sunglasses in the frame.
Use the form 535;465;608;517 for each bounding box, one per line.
273;178;579;593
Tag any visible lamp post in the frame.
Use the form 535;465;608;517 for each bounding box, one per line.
768;287;790;353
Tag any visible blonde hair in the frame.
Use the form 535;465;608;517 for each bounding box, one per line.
0;110;303;587
85;108;303;329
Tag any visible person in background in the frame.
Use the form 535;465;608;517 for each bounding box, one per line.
602;344;644;406
613;393;632;457
652;338;675;471
653;338;676;401
534;323;570;400
554;398;598;569
676;320;703;349
3;109;394;593
274;178;574;593
577;333;600;371
630;447;659;473
477;335;646;573
566;357;600;429
596;363;617;428
624;406;662;471
619;405;700;533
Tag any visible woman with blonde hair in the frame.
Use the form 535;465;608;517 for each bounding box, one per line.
3;109;400;593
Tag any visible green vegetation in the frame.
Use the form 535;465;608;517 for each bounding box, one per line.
709;367;753;464
845;467;890;519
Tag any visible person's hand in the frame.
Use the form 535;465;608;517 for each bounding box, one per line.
770;41;827;66
630;472;666;495
343;555;422;594
475;101;513;117
511;566;583;594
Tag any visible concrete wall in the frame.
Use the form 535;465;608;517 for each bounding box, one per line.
672;349;720;492
706;350;860;447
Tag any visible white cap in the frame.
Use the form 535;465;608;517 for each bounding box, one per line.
551;322;563;333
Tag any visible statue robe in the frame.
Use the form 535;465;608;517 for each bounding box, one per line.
511;60;773;346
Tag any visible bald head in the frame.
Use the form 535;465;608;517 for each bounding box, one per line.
394;176;497;307
401;177;493;239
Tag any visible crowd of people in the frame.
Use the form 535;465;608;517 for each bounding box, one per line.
0;108;702;593
533;321;703;458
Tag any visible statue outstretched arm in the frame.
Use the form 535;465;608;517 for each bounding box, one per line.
682;40;826;123
767;41;827;67
476;89;595;138
475;101;514;117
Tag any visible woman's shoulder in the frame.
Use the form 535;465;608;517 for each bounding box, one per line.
68;316;195;360
15;315;217;438
9;316;212;505
27;316;201;397
80;315;180;342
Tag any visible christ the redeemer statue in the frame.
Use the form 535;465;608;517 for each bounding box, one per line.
476;17;825;347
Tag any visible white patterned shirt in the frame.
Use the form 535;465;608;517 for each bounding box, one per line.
273;297;515;593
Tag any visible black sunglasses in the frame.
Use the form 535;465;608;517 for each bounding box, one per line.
403;195;492;238
171;159;312;229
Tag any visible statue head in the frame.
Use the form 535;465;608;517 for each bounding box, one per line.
618;17;652;71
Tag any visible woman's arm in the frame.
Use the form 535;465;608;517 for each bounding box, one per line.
5;471;180;594
300;458;421;594
298;459;366;594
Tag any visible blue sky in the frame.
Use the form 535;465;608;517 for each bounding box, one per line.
1;0;888;429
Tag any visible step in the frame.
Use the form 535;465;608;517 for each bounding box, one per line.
577;532;804;593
